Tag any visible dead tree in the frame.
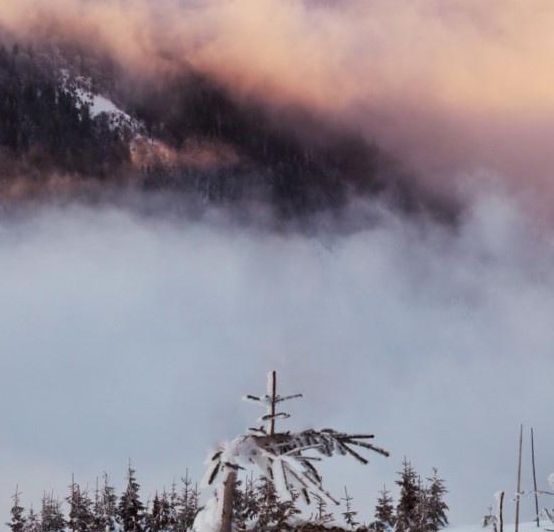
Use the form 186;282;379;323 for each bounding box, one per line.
497;491;505;532
195;370;389;532
531;428;540;527
515;425;523;532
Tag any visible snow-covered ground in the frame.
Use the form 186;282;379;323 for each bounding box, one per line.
449;523;551;532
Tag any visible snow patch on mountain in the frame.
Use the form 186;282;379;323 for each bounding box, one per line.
60;69;143;134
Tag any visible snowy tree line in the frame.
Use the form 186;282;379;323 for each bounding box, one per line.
7;458;447;532
230;457;448;532
368;459;448;532
7;466;200;532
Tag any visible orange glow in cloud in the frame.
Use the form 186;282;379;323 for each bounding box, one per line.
1;0;554;193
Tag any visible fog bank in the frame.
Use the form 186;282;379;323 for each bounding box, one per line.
0;189;552;524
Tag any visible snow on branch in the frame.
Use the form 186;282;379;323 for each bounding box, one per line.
194;371;389;532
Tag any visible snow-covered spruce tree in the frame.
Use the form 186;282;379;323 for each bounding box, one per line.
231;480;248;532
194;371;389;532
176;472;200;532
41;494;66;532
7;487;26;532
24;507;40;532
118;465;145;532
252;475;300;532
370;486;395;532
412;478;430;532
67;479;94;532
425;469;448;532
313;495;334;526
394;459;419;532
341;487;359;530
98;473;119;532
145;491;173;532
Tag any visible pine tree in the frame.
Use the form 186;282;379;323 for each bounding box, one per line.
413;478;430;532
253;475;300;531
24;507;40;532
118;464;145;532
100;473;119;532
168;483;178;532
175;473;200;532
342;487;359;530
7;487;26;532
313;495;334;526
232;480;248;532
92;479;103;532
41;494;66;532
426;469;448;532
146;491;173;532
68;479;94;532
371;486;395;532
160;491;174;532
395;458;419;532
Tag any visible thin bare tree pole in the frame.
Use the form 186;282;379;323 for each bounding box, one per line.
531;428;540;527
515;424;523;532
269;370;277;436
500;491;505;532
220;471;237;532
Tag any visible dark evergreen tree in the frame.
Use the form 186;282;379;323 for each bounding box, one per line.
24;507;40;532
371;485;395;532
99;473;119;532
92;479;102;532
253;476;300;531
40;494;66;532
175;473;199;532
232;479;248;531
232;475;259;532
313;495;334;526
395;459;419;532
342;487;359;530
426;469;448;532
413;478;430;532
118;465;145;532
7;487;26;532
67;479;94;532
146;491;173;532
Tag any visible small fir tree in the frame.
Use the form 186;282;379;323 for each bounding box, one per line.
372;485;395;532
395;459;419;532
342;487;359;530
426;469;448;532
175;472;199;532
41;494;66;532
313;495;334;526
100;473;119;532
253;475;300;531
118;464;145;532
7;487;26;532
67;480;94;532
24;507;40;532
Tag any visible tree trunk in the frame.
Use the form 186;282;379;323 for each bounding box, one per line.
499;491;504;532
220;471;236;532
515;425;523;532
531;428;540;527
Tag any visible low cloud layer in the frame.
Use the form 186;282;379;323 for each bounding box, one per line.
0;188;552;523
2;0;554;195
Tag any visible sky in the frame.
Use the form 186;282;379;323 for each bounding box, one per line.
0;187;553;525
0;0;554;527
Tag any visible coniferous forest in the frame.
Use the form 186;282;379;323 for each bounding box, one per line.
6;460;448;532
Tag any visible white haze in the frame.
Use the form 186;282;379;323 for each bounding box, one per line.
0;186;553;525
